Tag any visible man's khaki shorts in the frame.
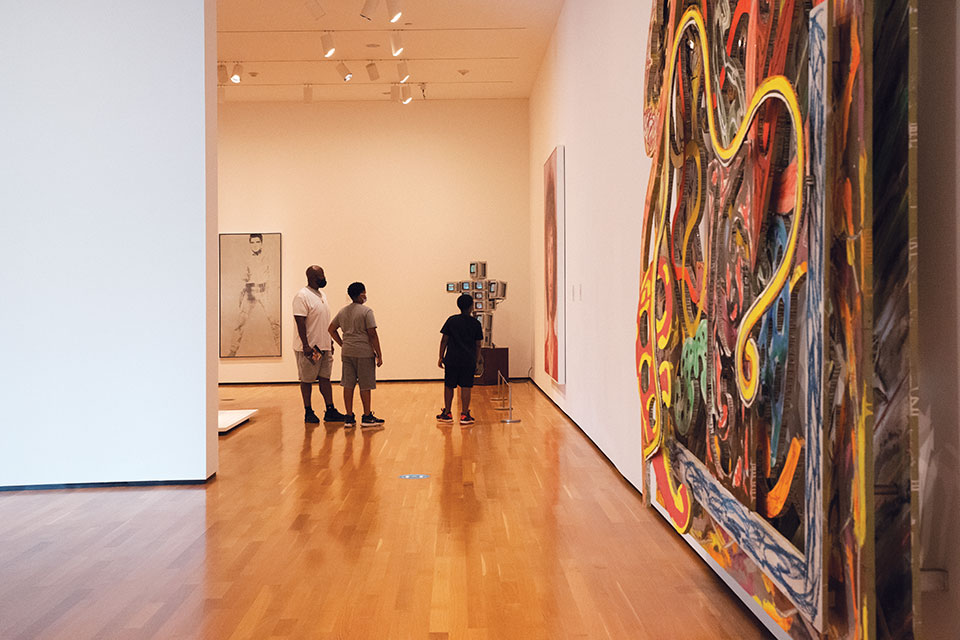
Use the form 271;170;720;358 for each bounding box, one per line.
341;356;377;390
296;350;333;383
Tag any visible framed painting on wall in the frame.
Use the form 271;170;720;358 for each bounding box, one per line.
219;232;282;358
544;145;565;384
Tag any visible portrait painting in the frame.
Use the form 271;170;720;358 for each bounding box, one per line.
544;145;565;384
219;233;282;358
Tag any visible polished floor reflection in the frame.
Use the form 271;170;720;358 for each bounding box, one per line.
0;382;768;639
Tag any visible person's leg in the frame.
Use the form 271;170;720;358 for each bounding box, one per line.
443;386;455;412
461;386;472;413
318;377;334;407
360;389;372;415
300;382;313;409
229;295;255;355
343;385;355;416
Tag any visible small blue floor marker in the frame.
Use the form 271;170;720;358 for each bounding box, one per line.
399;474;430;479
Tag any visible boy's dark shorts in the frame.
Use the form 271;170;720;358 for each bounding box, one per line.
444;364;476;389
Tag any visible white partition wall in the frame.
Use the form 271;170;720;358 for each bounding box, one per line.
0;0;218;486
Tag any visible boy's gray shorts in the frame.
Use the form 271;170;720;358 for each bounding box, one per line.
341;356;376;390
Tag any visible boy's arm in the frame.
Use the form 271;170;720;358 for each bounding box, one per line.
475;340;482;364
328;318;343;347
366;327;383;367
438;335;448;368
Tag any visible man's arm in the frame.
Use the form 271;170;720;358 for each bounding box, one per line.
295;315;313;355
366;327;383;367
438;335;448;368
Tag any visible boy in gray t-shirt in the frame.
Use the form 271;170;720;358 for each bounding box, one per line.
329;282;385;428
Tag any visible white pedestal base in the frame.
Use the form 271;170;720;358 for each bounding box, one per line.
218;409;258;434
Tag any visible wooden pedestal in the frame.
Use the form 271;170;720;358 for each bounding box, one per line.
475;347;508;385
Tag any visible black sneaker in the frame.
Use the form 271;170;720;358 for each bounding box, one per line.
436;408;454;424
361;413;385;429
344;414;356;428
459;411;475;426
304;409;320;424
323;407;346;423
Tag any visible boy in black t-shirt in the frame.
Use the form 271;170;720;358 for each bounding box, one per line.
437;293;484;425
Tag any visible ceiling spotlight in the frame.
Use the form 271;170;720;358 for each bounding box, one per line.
360;0;380;21
321;32;336;58
400;84;412;104
390;85;400;102
230;63;243;83
336;62;353;82
390;31;404;57
397;60;410;83
217;64;228;84
385;0;402;23
366;62;380;81
303;84;313;103
305;0;326;19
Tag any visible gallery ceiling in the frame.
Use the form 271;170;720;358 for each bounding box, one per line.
217;0;565;102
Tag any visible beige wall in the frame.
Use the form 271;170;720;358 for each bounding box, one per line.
528;0;650;488
218;99;531;383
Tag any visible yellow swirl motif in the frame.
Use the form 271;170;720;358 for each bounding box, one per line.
647;7;805;409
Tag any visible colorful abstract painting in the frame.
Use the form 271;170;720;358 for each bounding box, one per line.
632;1;915;638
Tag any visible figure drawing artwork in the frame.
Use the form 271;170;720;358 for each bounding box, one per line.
220;233;282;358
544;145;565;384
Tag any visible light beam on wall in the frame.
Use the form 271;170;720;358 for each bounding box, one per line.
385;0;402;23
321;32;336;58
230;63;243;83
336;62;353;82
390;31;404;57
397;60;410;83
366;62;380;81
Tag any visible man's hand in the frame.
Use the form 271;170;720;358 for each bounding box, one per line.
438;358;444;369
376;354;383;367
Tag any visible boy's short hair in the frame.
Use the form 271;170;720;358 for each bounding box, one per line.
456;293;473;312
348;282;366;300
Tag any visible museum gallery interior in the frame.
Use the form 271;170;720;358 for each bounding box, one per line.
2;1;958;638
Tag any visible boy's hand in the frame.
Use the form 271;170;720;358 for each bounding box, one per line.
438;358;444;369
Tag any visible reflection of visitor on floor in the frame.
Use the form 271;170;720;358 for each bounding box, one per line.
229;233;281;356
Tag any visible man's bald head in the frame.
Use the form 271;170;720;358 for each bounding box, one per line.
306;265;326;289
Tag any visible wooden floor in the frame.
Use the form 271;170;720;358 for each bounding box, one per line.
0;382;769;639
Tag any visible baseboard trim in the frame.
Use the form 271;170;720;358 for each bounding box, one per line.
0;475;215;493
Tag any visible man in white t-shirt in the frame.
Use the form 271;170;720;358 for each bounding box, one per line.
293;265;346;424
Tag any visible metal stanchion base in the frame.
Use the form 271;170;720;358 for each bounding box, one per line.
500;418;521;423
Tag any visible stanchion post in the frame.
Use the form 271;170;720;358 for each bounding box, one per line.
500;380;521;424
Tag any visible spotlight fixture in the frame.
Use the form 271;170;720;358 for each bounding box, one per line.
385;0;402;23
400;84;412;104
390;31;404;57
336;62;353;82
360;0;380;21
321;32;336;58
397;60;410;83
366;62;380;81
217;64;228;84
230;63;243;83
390;85;400;102
303;84;313;103
305;0;326;19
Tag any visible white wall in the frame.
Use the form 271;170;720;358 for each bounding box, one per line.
0;1;217;486
917;2;960;635
218;99;531;383
528;0;649;487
